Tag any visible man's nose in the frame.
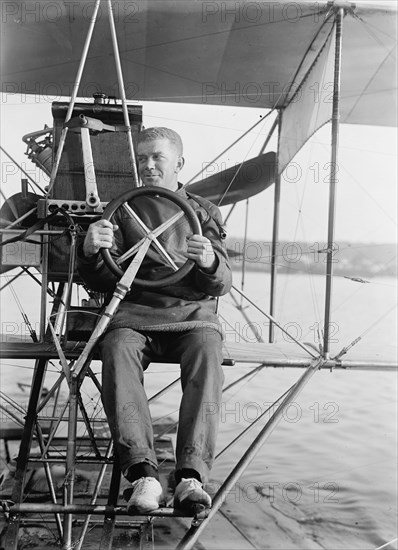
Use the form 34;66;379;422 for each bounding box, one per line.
146;157;155;169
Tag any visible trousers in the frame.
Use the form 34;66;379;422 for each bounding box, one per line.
99;327;224;482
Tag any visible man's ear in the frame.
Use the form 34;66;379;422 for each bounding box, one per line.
175;156;185;173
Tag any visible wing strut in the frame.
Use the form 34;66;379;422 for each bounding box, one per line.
176;356;325;550
46;0;139;198
323;5;344;358
268;111;282;343
105;0;139;186
46;0;101;196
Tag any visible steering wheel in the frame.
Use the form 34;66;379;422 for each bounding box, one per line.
101;187;202;288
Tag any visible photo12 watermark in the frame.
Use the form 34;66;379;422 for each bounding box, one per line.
202;399;340;424
1;1;141;25
204;479;340;504
201;2;330;24
1;81;141;105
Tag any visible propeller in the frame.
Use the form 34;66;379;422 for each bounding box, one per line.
0;192;40;229
0;192;41;274
185;151;276;206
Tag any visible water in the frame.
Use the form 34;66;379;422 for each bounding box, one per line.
150;272;398;549
0;271;397;549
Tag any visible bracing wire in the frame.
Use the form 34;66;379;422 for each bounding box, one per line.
0;145;46;195
356;303;397;341
183;109;276;188
344;4;396;124
3;273;38;342
374;537;398;550
278;137;323;330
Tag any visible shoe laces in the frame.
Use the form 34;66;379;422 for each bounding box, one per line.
131;476;157;495
182;478;202;490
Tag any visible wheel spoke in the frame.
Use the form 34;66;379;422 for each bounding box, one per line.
101;186;201;287
117;203;183;271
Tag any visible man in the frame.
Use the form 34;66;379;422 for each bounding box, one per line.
77;127;232;514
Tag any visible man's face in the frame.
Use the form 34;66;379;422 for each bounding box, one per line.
137;138;184;190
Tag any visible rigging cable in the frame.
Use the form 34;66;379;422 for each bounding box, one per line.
278;136;323;338
342;14;396;123
213;18;337;345
218;312;252;343
333;302;397;360
216;379;299;461
351;9;397;46
231;285;318;359
229;291;264;343
320;140;396;227
0;188;18;219
224;203;237;224
240;199;249;307
374;538;398;550
3;273;38;342
0;146;46;195
183;109;276;187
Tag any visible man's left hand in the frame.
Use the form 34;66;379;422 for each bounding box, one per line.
187;234;218;272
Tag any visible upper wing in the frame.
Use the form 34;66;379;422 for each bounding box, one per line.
1;1;396;126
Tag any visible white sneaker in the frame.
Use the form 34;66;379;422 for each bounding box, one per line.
125;477;163;514
174;478;212;513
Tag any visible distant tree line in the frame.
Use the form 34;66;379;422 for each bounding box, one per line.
226;238;397;277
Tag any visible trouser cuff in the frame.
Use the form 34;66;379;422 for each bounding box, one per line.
176;456;211;483
121;452;158;478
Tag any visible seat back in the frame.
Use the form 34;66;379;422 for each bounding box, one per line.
47;100;142;281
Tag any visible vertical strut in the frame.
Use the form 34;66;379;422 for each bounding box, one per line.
106;0;140;186
176;357;325;550
47;0;102;196
269;111;282;342
240;199;249;307
323;7;344;357
4;358;49;550
62;377;79;549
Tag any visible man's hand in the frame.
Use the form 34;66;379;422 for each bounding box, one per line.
83;220;118;258
187;234;218;272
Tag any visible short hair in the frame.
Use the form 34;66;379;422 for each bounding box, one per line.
136;127;183;155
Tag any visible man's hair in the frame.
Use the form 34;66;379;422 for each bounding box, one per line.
136;127;183;155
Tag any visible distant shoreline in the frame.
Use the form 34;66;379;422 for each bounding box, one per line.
226;238;397;277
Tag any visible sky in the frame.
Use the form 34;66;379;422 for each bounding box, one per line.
1;96;397;246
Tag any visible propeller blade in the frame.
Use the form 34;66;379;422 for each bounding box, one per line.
0;192;41;229
185;151;276;206
0;192;41;274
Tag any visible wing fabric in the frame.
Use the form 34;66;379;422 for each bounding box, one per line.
1;1;396;126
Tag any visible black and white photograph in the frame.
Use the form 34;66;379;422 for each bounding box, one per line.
0;1;396;549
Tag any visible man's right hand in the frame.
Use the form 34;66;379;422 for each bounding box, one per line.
83;219;119;258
